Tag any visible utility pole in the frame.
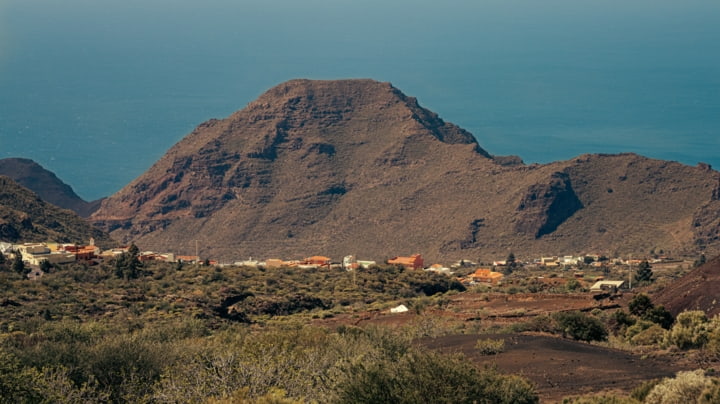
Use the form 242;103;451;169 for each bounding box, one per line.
195;239;199;268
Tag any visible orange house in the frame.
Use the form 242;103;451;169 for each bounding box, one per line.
176;255;200;264
61;244;98;261
469;268;504;284
387;254;424;270
304;256;332;267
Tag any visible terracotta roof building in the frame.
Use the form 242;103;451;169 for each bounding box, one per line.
387;254;424;270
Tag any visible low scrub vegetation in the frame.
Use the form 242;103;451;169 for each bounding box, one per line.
1;320;539;403
0;260;540;402
563;370;720;403
511;311;608;342
475;337;506;355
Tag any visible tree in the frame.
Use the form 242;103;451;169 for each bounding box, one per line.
553;311;608;342
635;260;653;284
645;305;674;329
12;251;25;275
628;294;654;317
503;252;518;275
627;294;674;329
114;243;141;280
506;252;517;267
40;259;52;273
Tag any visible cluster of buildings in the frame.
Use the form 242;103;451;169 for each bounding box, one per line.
1;239;660;294
0;239;113;267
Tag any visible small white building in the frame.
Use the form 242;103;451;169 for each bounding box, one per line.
590;280;625;292
357;260;376;269
390;304;409;313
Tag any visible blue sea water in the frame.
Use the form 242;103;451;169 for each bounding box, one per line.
1;0;719;200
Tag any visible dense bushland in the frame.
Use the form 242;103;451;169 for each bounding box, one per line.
0;260;540;402
0;260;464;327
1;320;539;403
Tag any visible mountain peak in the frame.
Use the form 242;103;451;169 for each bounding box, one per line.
91;79;720;262
242;79;489;154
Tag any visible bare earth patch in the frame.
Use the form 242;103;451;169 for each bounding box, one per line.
421;333;685;403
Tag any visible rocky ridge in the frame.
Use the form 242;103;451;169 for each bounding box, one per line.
0;158;103;217
0;176;113;246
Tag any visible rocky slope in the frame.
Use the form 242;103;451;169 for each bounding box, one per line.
0;176;113;246
0;158;103;217
90;79;720;262
653;254;720;317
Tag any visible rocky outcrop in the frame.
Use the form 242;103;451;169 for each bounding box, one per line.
90;79;720;262
515;172;583;238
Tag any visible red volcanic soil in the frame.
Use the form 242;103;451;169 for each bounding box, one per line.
421;333;685;403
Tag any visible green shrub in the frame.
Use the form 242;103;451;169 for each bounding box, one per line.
644;305;674;330
511;315;558;334
561;395;640;403
554;311;608;342
0;347;44;404
628;294;654;317
645;370;715;404
666;311;710;349
629;324;665;346
566;279;581;292
630;379;661;402
337;350;538;404
475;338;505;355
610;309;636;336
699;379;720;403
624;320;654;343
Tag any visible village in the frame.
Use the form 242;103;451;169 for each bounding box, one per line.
1;238;683;294
0;238;713;402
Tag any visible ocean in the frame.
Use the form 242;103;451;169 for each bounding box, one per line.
1;0;719;200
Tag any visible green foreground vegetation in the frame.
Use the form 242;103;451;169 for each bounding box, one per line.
1;254;720;403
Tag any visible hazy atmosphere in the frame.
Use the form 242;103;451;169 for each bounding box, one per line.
1;0;718;200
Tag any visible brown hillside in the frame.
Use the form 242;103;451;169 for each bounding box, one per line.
0;158;103;217
0;176;113;247
653;255;720;317
91;79;720;262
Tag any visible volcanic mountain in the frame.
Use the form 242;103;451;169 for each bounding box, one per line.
90;79;720;262
0;176;113;246
0;158;103;217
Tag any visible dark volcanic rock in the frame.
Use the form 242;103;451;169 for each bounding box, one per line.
91;79;720;262
0;158;103;217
